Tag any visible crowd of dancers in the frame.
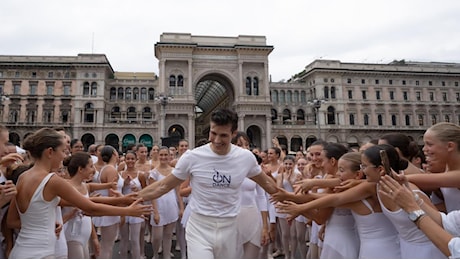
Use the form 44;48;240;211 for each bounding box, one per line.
0;107;460;258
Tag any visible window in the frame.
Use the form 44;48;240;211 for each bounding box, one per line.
0;82;3;95
429;81;433;86
83;82;90;96
125;87;132;100
32;72;37;78
148;88;155;100
375;79;379;84
391;115;397;126
92;72;97;78
90;82;97;96
431;115;437;125
389;79;393;85
330;86;336;99
323;78;328;83
349;114;355;125
177;75;184;87
445;115;450;122
456;82;459;87
62;111;69;123
43;110;53;123
416;91;421;101
46;85;53;95
418;115;424;126
327;106;335;125
110;87;116;101
27;110;36;124
402;80;406;85
141;88;147;101
9;110;18;123
376;90;381;100
405;115;410;126
63;85;70;95
348;90;353;99
347;78;351;84
29;84;37;95
403;91;408;101
133;87;139;101
364;114;369;126
362;90;367;100
0;71;3;78
286;91;292;103
390;91;394;100
442;81;446;86
457;93;460;102
15;71;20;78
442;92;447;102
429;92;434;101
48;72;53;78
64;72;70;79
416;80;419;86
169;75;176;87
378;114;383;126
117;87;124;100
13;83;21;95
84;103;94;123
253;77;259;96
324;86;329;99
246;77;252;95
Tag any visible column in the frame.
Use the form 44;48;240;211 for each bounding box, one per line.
188;59;193;96
238;113;244;131
188;114;195;148
160;105;166;137
266;115;272;151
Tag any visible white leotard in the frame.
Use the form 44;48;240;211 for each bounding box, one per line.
10;173;60;258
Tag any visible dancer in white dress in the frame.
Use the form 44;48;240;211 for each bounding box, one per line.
6;128;151;259
149;146;184;259
119;151;148;259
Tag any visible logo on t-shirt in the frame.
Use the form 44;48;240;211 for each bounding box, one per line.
212;168;231;188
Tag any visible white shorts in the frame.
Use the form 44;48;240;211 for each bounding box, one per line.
186;212;238;259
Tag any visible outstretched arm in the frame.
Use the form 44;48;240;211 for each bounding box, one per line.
138;174;184;201
250;172;279;195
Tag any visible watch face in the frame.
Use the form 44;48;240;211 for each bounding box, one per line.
409;210;425;222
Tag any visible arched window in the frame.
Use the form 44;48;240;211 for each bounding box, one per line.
110;87;116;101
293;91;299;104
141;88;147;101
9;110;18;123
282;109;292;124
177;75;184;87
330;86;336;99
327;106;335;124
378;114;383;125
90;82;97;96
43;110;53;123
392;115;397;126
324;86;329;99
111;106;121;122
127;106;136;122
84;103;94;123
142;107;152;119
133;87;139;101
279;91;285;104
271;109;278;124
169;75;176;87
287;91;292;103
253;77;259;96
246;77;252;95
418;115;424;126
271;90;278;104
349;114;355;125
364;114;369;126
125;87;132;101
405;115;411;126
117;87;124;100
148;88;155;100
61;111;69;123
83;82;90;96
431;115;437;125
297;109;305;123
445;115;450;122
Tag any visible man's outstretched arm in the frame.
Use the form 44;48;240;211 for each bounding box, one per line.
139;174;184;201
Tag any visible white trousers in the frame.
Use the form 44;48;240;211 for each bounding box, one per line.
186;212;238;259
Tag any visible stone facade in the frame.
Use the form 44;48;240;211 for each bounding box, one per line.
1;34;459;152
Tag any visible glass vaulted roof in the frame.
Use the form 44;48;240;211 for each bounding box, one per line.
194;80;228;114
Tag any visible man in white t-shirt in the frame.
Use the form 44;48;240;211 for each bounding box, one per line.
139;108;279;258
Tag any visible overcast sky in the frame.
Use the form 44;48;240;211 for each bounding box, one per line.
1;0;460;82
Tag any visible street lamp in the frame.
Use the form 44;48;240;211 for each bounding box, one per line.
155;93;173;137
308;99;325;140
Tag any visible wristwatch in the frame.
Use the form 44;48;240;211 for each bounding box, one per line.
408;209;426;223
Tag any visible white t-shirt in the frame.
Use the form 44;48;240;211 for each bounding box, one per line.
172;143;262;217
442;211;460;258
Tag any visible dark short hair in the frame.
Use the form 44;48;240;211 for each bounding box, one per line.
210;108;238;132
